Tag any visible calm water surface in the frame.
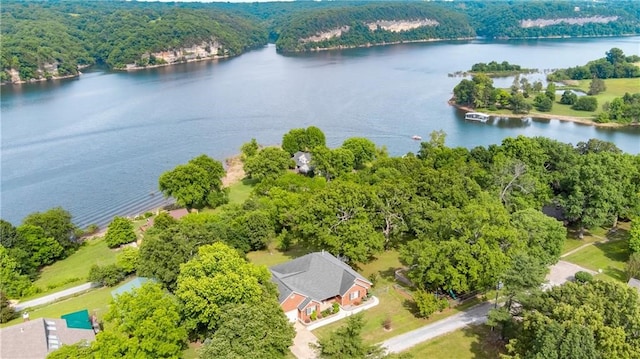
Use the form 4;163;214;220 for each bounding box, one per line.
2;37;639;227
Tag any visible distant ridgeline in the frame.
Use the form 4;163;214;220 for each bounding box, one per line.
274;3;474;52
2;1;640;83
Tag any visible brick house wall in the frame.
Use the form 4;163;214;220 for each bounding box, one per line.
281;293;306;313
339;281;371;306
299;300;320;322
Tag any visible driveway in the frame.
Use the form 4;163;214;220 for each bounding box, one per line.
381;302;493;354
14;282;98;312
291;322;318;359
545;260;597;288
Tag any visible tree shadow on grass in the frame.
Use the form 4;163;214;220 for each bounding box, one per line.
402;298;420;317
462;325;507;359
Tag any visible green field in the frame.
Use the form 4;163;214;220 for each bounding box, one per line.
28;238;118;299
564;239;630;282
1;282;123;328
400;325;504;358
246;243;312;267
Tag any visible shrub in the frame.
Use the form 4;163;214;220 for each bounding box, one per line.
332;302;340;313
116;247;139;275
437;298;449;312
368;273;379;287
353;299;362;306
413;290;439;318
383;316;392;330
0;291;17;323
321;308;332;317
572;96;598;111
104;217;136;248
560;90;578;105
310;310;317;321
575;271;594;284
88;264;125;287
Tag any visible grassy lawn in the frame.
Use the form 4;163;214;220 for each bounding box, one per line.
1;282;122;328
227;179;255;205
312;250;483;344
563;239;630;282
28;238;118;299
246;243;313;267
400;325;504;359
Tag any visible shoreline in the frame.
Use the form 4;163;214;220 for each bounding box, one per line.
85;154;246;237
448;101;635;128
283;37;475;53
117;53;233;72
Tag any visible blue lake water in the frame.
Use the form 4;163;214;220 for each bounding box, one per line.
1;37;639;227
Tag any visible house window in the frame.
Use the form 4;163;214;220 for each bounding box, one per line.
350;291;359;300
306;306;315;315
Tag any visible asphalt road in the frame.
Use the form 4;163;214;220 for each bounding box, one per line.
14;282;98;312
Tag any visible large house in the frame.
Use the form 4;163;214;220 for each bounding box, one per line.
270;251;372;322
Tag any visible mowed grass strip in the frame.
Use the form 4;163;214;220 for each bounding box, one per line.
1;283;121;328
29;238;118;299
399;324;505;359
563;239;630;282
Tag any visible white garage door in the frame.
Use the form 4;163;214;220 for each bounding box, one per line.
285;310;298;323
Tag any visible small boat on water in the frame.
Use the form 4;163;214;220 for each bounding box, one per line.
465;112;490;122
411;135;422;141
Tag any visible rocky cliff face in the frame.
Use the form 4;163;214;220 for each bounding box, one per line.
3;62;78;84
124;40;225;70
520;16;619;28
301;19;438;43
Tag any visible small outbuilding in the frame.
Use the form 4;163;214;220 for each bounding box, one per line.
292;151;313;174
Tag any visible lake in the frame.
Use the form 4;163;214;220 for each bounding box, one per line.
1;37;639;228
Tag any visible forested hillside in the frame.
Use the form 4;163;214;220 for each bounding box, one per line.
1;1;267;82
275;3;474;52
2;1;639;82
463;1;640;39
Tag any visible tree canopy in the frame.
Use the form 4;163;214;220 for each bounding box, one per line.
159;154;228;211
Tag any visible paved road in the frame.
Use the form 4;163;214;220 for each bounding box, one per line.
381;302;493;353
14;282;98;312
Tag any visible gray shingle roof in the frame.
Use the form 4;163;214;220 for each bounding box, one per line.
270;251;371;304
0;318;95;359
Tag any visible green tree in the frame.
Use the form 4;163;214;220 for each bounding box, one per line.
342;137;377;169
511;208;566;266
240;138;259;160
282;127;326;155
0;291;17;323
176;243;276;338
244;147;293;181
16;224;64;268
199;299;295;359
560;90;578;105
93;283;187;359
0;219;19;248
313;313;385;359
533;93;553;112
104;217;136;248
504;280;640;359
453;79;475;106
88;264;125;287
572;96;598;111
137;226;195;290
588;78;607;95
159;155;228;211
544;82;556;101
311;147;355;181
412;290;447;318
116;247;139;275
402;194;518;293
295;181;384;263
510;93;531;114
23;207;78;251
0;246;33;298
46;341;93;359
